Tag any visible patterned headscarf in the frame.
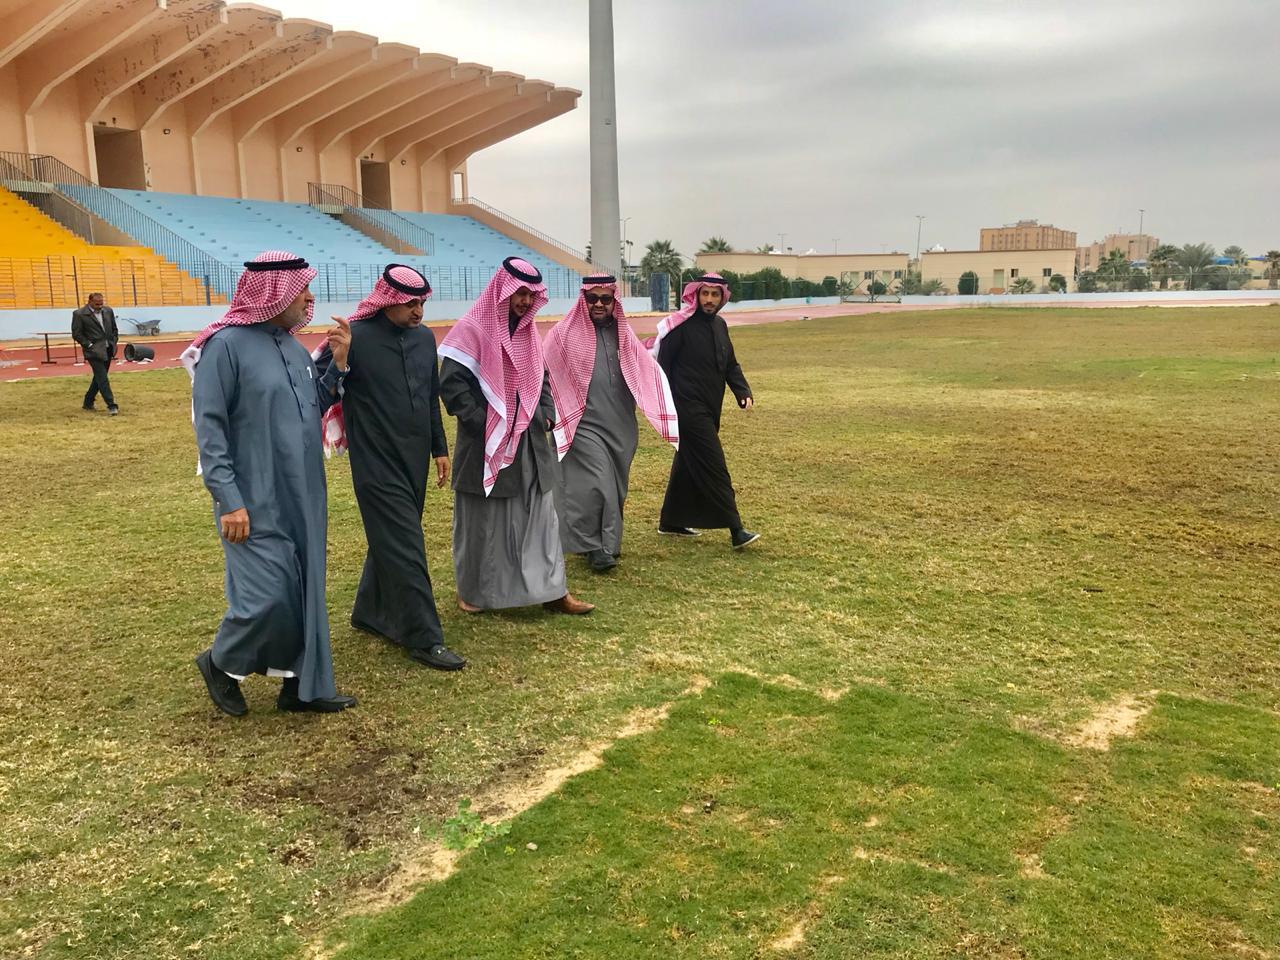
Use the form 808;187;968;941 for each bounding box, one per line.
182;251;317;367
647;273;732;358
317;264;432;457
179;251;317;474
543;275;678;457
437;257;549;496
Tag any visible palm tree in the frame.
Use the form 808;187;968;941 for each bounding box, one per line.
1148;244;1179;290
1175;242;1216;290
753;243;776;254
639;239;684;288
1222;244;1247;266
699;236;733;254
1010;276;1036;294
1265;250;1280;290
1095;249;1132;292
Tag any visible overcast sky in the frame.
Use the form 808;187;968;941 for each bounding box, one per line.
280;0;1279;260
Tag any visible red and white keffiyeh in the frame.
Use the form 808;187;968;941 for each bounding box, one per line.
543;275;678;458
179;250;317;377
179;252;317;474
437;257;549;496
647;272;732;357
315;264;432;457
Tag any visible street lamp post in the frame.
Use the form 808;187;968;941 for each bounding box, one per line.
1138;208;1145;257
915;215;925;265
778;232;786;254
620;216;631;291
833;238;839;254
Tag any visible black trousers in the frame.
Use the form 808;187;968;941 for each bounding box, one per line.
84;357;116;408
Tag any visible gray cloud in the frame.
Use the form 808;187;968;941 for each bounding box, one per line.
281;0;1280;260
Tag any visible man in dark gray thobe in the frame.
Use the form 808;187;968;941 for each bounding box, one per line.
314;265;465;671
184;251;358;715
437;258;594;615
544;275;679;572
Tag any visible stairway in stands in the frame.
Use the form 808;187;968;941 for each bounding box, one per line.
0;185;220;309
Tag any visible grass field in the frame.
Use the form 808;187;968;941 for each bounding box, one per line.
1;306;1277;959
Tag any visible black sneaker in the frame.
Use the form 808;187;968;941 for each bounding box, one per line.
195;648;248;716
277;677;358;713
108;406;120;417
409;644;467;671
82;403;96;412
658;525;700;537
587;549;618;572
730;528;761;550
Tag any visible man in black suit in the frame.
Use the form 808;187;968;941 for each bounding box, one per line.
71;292;119;415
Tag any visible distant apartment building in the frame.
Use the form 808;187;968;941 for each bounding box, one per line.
979;220;1077;252
1076;234;1160;273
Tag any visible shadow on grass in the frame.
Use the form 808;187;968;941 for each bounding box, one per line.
328;674;1279;959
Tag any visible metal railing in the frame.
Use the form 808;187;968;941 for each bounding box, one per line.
451;195;589;264
0;151;240;298
0;255;225;310
307;182;435;257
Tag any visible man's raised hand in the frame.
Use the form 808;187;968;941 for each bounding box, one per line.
327;315;352;370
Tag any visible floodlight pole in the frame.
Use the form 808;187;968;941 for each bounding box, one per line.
915;215;925;264
589;0;621;277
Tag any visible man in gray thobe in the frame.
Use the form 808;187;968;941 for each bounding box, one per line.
184;251;357;715
437;257;594;615
544;275;680;572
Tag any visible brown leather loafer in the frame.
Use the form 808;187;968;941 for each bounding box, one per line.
543;593;595;615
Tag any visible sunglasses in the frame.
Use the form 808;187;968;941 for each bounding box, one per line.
584;293;615;305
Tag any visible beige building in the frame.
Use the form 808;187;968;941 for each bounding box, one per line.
694;252;910;289
0;0;577;210
980;220;1077;252
921;249;1077;293
1076;234;1160;272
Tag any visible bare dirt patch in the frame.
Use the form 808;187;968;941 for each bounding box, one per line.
310;675;713;957
1065;692;1158;751
766;874;844;952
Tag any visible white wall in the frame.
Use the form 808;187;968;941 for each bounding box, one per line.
0;297;653;340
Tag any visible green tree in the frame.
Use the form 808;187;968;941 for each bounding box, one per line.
1265;250;1280;290
1175;243;1216;290
957;271;978;295
899;271;922;295
1049;273;1068;293
1127;269;1151;291
920;278;943;295
1148;244;1179;290
639;240;684;285
1096;249;1132;292
1077;271;1099;293
1222;244;1247;266
1010;276;1036;294
753;244;776;254
699;236;733;254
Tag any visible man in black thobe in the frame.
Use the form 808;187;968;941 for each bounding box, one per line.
654;273;760;549
315;265;466;671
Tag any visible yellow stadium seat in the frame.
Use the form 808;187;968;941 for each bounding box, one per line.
0;186;227;309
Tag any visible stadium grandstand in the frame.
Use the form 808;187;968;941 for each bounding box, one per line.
0;0;590;310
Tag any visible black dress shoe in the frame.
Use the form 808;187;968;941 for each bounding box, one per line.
276;677;357;713
195;648;247;716
588;549;618;572
658;525;700;537
730;528;761;549
409;644;467;671
82;403;96;412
